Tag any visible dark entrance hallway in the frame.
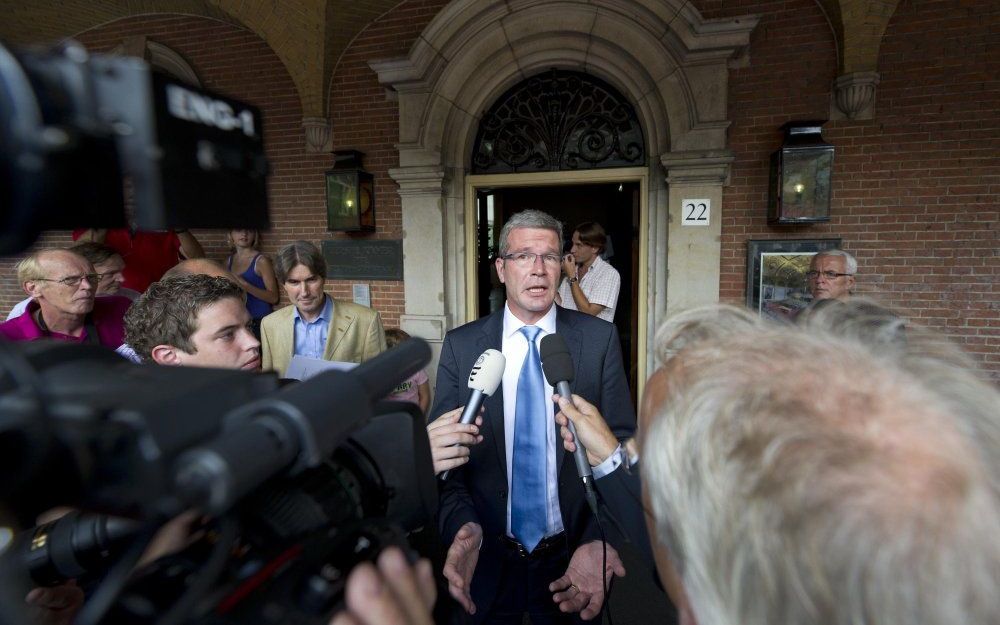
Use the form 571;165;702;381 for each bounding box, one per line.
475;181;641;403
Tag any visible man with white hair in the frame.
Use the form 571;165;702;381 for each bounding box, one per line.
0;249;131;347
637;302;1000;625
807;248;856;302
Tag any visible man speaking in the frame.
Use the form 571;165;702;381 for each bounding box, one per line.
430;210;635;623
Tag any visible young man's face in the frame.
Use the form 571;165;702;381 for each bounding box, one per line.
172;297;261;370
569;231;598;265
283;264;326;319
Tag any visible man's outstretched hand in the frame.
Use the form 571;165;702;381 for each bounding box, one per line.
442;522;483;615
549;540;626;620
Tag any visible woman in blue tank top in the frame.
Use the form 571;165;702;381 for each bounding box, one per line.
227;229;279;338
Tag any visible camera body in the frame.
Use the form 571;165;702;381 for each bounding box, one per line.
0;39;435;625
0;40;269;255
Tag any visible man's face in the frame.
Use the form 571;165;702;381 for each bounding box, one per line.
29;252;96;317
173;297;261;370
569;231;598;265
495;227;561;324
94;254;126;295
808;254;855;301
283;264;326;318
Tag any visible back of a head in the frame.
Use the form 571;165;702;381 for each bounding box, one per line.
162;258;230;281
643;304;1000;625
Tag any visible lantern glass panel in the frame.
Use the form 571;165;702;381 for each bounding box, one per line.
780;148;833;221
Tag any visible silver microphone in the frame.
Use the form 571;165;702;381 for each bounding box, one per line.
440;348;505;480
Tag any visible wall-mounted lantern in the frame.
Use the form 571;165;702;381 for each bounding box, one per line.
768;121;834;224
326;150;375;232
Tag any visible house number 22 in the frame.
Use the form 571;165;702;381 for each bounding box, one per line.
681;199;710;226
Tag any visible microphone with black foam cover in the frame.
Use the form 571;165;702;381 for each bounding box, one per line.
440;348;506;480
539;333;599;516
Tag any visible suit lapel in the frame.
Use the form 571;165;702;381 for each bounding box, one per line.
478;312;506;483
554;307;584;474
324;300;357;360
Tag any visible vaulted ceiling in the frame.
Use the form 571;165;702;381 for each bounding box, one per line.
0;0;902;124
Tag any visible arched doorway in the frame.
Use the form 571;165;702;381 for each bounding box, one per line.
468;69;646;398
370;0;758;394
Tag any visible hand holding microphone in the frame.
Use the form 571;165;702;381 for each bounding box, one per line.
427;408;483;475
438;349;505;480
552;393;619;467
539;334;599;515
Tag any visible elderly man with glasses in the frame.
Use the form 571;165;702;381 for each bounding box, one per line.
0;249;131;348
807;249;857;302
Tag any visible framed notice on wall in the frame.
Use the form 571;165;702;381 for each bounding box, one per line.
746;238;841;321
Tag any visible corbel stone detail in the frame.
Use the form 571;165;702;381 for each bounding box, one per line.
301;116;332;153
660;150;735;186
830;71;881;121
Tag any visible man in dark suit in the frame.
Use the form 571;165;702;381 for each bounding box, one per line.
431;210;635;623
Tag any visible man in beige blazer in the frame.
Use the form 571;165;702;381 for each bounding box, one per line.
261;240;385;377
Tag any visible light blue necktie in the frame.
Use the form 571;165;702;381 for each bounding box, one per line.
511;325;547;552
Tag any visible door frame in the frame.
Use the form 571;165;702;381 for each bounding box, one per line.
464;167;650;397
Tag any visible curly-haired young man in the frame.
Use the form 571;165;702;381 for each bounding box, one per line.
124;274;260;370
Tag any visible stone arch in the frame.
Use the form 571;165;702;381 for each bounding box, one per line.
370;0;758;367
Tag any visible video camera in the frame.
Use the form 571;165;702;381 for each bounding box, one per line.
0;339;438;625
0;39;436;624
0;38;269;254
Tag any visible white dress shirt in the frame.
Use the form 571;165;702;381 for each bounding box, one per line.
501;303;563;539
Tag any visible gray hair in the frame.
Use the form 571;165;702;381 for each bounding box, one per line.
496;210;563;257
813;248;858;274
643;301;1000;625
274;240;326;283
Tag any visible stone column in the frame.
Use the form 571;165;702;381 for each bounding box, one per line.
389;165;450;380
659;150;734;319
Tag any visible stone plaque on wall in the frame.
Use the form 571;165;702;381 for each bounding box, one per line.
322;239;403;281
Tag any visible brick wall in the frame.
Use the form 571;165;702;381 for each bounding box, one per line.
3;1;996;377
0;13;413;328
694;0;999;378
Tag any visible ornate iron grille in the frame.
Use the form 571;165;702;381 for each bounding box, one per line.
471;69;645;173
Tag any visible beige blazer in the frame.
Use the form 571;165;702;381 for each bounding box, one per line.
260;298;386;377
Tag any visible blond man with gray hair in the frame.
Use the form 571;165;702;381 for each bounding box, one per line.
637;301;1000;625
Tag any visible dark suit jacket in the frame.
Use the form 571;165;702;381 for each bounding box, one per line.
431;306;635;619
597;465;655;572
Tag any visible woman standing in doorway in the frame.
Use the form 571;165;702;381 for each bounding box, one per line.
227;229;280;338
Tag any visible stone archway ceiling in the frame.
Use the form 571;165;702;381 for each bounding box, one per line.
0;0;397;123
815;0;901;74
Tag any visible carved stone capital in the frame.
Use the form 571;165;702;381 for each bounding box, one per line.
660;150;735;186
830;72;880;121
301;117;332;153
389;166;447;197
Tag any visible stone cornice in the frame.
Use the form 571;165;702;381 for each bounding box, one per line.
389;166;448;197
660;150;735;185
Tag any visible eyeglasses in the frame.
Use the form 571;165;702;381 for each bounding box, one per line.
501;252;562;268
806;271;853;280
35;273;98;287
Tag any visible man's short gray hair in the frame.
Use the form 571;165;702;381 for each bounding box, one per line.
814;248;858;274
496;210;563;257
643;301;1000;625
